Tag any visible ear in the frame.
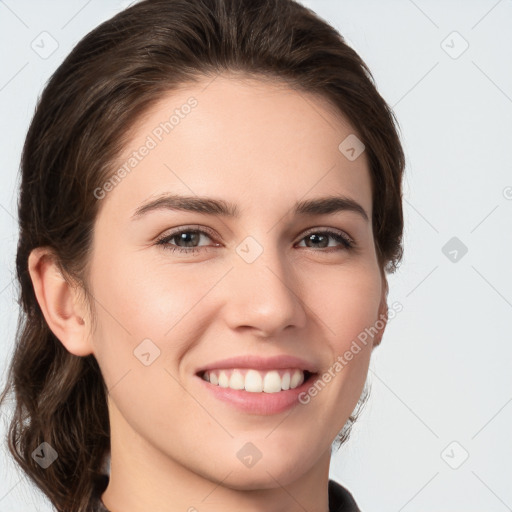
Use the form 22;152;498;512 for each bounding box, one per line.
28;247;93;356
372;273;389;349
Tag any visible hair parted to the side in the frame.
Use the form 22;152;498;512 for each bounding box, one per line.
0;0;404;510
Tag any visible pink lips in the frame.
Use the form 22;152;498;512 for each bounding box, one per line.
195;354;319;374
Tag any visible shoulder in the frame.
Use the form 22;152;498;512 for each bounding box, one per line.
328;479;361;512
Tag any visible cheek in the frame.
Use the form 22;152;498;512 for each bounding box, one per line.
88;246;222;380
306;260;383;350
298;262;382;406
90;241;206;332
88;251;203;432
298;262;381;416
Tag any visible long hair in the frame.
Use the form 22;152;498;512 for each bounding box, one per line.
0;0;405;510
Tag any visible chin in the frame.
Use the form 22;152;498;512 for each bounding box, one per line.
210;441;321;491
219;464;308;491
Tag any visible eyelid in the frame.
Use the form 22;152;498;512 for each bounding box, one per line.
156;224;218;241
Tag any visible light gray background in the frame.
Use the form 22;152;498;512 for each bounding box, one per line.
1;1;511;510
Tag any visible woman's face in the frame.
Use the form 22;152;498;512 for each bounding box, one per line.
87;74;386;489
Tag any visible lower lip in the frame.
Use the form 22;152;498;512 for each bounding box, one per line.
196;374;315;415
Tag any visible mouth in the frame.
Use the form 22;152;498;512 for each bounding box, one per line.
194;354;319;414
196;368;317;415
198;368;316;393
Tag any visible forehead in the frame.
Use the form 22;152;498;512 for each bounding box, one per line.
97;73;372;222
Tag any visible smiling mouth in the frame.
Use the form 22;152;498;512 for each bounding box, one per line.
198;368;315;393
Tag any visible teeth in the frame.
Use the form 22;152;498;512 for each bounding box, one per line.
281;372;291;390
218;371;229;388
245;369;263;392
263;370;281;393
229;370;245;390
202;368;306;392
290;370;303;389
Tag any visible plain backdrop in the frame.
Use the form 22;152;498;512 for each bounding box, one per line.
1;1;511;511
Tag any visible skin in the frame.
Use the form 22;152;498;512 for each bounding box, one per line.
28;73;388;512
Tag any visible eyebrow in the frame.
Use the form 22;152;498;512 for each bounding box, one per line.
131;194;369;222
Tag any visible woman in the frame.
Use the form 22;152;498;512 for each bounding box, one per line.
0;0;404;510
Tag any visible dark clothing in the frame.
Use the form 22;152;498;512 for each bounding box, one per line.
327;479;361;511
91;474;360;511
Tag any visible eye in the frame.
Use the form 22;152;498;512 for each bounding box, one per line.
155;226;218;254
296;229;354;251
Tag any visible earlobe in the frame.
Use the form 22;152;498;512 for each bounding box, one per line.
28;247;93;356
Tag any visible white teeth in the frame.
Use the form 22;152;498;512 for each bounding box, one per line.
229;370;245;390
202;368;307;392
245;369;263;392
290;369;304;389
281;372;291;390
218;371;229;388
263;371;282;393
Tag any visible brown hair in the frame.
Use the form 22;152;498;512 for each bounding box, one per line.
0;0;404;510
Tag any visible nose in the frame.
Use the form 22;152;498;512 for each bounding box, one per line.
222;241;307;338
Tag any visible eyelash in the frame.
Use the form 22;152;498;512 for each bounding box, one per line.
155;226;355;255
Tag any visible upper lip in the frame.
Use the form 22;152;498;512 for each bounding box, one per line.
196;355;319;374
